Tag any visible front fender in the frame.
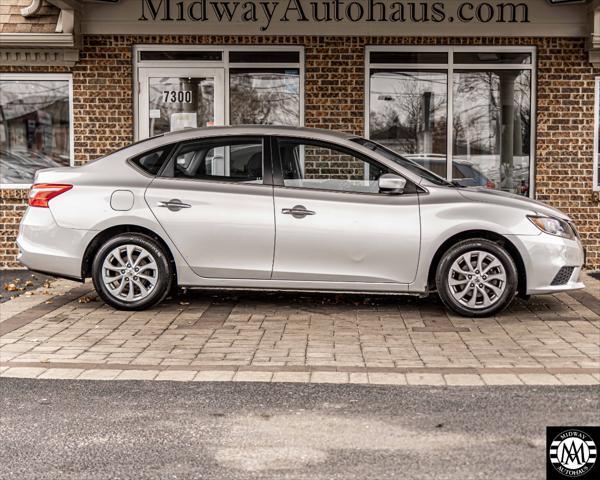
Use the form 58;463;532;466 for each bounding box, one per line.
411;188;539;292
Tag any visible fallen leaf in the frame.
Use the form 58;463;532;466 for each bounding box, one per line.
78;295;98;303
25;280;33;287
4;283;17;292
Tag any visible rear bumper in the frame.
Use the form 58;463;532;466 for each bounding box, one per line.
17;207;93;281
509;232;585;295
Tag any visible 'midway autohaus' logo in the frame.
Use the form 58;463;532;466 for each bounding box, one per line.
549;429;597;478
138;0;530;32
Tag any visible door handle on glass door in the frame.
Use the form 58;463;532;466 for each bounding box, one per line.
157;199;191;212
281;205;316;219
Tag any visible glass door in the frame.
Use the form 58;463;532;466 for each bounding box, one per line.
138;68;224;139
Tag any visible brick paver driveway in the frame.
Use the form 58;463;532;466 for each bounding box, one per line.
1;274;599;385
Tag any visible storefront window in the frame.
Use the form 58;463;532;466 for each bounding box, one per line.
369;70;447;176
453;69;531;195
135;47;303;139
368;48;534;196
230;69;300;126
0;75;71;187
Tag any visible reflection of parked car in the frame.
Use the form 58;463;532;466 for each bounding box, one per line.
0;148;63;184
404;154;496;189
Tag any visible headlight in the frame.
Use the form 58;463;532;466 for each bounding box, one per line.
527;215;575;239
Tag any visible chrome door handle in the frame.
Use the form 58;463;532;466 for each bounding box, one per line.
157;199;191;212
281;205;316;219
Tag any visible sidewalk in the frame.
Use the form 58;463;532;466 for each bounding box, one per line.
1;272;599;385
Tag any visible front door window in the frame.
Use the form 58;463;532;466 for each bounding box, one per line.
138;68;225;139
148;76;215;136
277;139;393;194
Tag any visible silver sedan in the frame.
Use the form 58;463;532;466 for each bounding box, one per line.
17;126;585;317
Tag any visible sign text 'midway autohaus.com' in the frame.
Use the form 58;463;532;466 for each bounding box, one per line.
138;0;530;32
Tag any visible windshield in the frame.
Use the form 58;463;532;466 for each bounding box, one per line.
351;138;453;187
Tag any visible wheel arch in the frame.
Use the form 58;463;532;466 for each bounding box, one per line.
426;230;527;297
81;225;177;282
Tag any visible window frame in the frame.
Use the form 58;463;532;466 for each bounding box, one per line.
594;76;600;192
365;45;537;198
0;73;74;189
270;136;415;196
160;135;273;186
133;45;305;141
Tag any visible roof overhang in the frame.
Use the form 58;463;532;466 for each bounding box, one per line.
0;1;80;66
590;1;600;67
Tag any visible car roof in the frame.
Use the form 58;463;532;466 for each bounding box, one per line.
154;125;359;144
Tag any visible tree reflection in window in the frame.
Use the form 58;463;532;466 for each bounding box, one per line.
230;69;300;126
0;79;70;185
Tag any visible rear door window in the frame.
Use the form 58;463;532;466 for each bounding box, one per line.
168;137;265;184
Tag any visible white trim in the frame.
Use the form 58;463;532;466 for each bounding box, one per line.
0;33;75;47
530;47;537;197
0;73;74;190
447;53;454;183
365;45;537;198
594;77;600;192
133;45;305;141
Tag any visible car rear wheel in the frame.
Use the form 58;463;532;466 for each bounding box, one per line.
92;234;172;310
435;239;517;317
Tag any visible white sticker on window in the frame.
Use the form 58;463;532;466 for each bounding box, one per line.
170;112;197;132
149;109;161;119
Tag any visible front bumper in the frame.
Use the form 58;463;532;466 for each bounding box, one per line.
509;232;585;295
17;207;94;280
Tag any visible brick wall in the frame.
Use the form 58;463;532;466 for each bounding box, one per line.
1;35;599;269
0;0;59;32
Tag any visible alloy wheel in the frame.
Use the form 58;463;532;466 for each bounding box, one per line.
101;244;158;302
447;250;507;310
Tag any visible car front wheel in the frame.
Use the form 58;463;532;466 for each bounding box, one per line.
435;239;518;317
92;233;172;310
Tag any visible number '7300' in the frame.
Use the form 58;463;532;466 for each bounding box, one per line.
163;90;192;103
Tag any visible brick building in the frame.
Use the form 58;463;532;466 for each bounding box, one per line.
1;0;599;269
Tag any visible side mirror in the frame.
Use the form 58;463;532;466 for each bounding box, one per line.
378;174;407;194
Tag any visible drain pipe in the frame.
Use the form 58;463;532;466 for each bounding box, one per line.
20;0;43;17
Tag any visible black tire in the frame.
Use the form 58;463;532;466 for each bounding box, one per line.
435;238;518;317
92;233;173;310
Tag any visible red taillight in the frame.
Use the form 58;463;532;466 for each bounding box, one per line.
485;180;496;189
28;184;73;208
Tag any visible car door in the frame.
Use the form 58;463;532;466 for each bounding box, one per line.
271;137;421;285
145;136;275;280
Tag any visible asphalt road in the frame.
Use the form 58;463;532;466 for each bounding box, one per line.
0;379;598;480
